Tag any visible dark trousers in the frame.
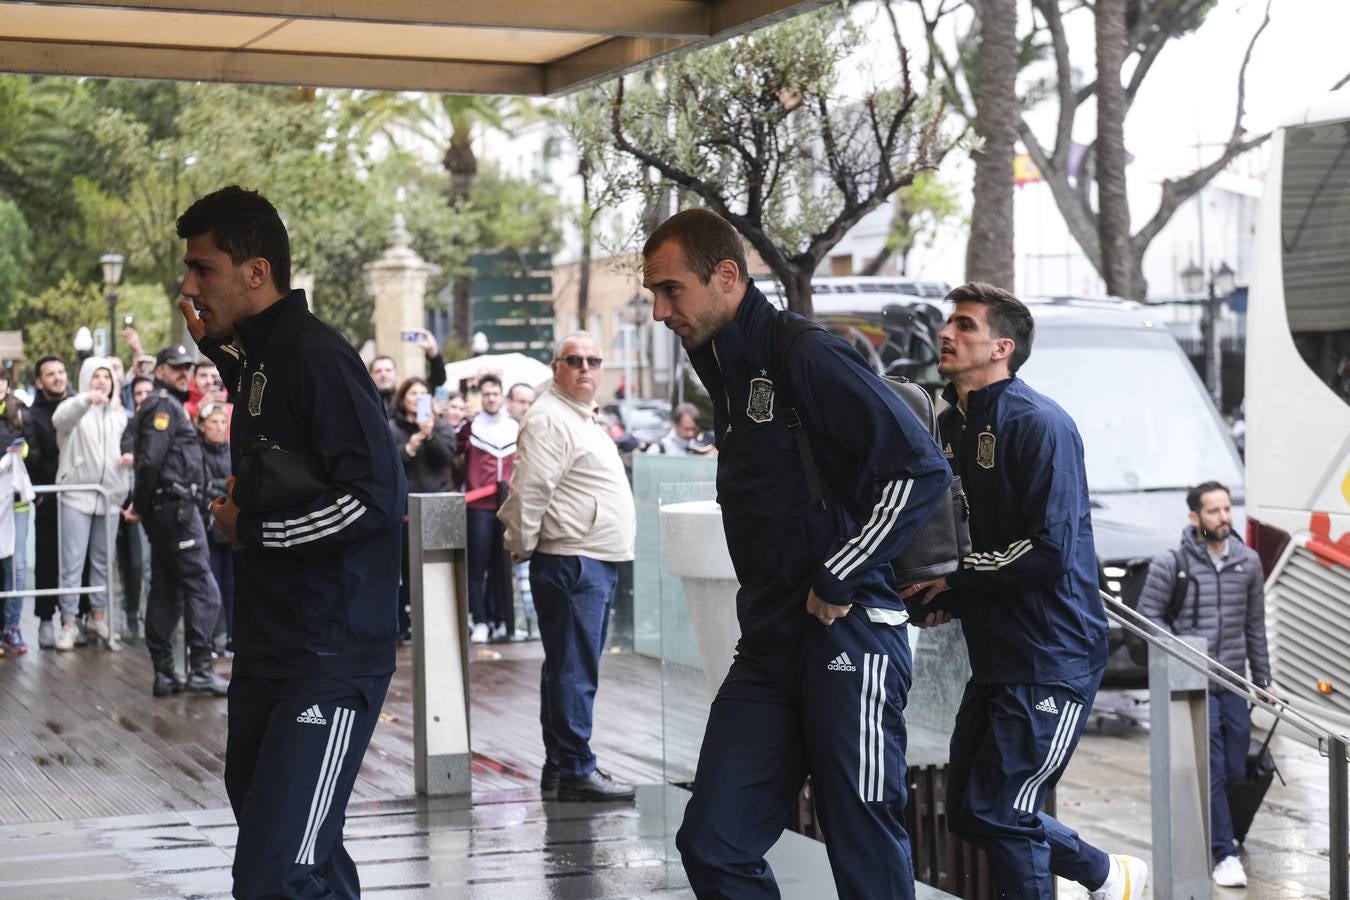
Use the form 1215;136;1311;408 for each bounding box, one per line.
530;552;617;777
209;540;235;639
226;672;391;899
678;611;915;900
116;517;144;619
33;496;58;621
946;675;1110;898
143;498;220;666
1209;690;1250;862
467;507;510;628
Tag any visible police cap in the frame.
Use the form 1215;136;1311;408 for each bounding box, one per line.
155;345;195;367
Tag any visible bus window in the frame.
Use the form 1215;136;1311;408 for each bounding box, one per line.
1282;119;1350;406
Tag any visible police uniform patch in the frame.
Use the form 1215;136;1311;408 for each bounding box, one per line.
976;430;996;469
747;374;774;423
248;370;267;417
153;412;170;431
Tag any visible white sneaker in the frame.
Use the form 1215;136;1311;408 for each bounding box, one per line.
85;616;111;642
1089;854;1149;900
491;622;508;642
1212;855;1247;888
54;622;79;652
470;622;489;644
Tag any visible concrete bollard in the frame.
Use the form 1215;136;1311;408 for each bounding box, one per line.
1149;634;1212;899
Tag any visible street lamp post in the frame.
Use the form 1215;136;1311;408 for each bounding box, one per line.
1180;259;1235;410
99;252;125;356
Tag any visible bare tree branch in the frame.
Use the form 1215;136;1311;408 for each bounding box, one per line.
1334;71;1350;91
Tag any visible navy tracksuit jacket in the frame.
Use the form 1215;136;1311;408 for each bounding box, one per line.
936;376;1111;897
676;284;950;900
202;290;405;899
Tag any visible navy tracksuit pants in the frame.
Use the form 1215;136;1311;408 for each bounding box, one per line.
946;672;1110;898
1208;690;1250;862
678;609;915;900
225;672;391;899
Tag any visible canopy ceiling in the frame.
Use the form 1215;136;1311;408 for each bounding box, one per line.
0;0;825;95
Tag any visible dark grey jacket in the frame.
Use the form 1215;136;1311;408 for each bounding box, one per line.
1137;527;1272;688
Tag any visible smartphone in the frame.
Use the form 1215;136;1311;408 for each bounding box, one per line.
401;330;422;343
433;385;450;403
415;394;433;423
123;315;134;327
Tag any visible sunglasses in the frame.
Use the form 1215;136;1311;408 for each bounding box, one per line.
559;355;603;370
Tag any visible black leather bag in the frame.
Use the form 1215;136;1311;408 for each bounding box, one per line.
232;434;329;513
773;314;972;589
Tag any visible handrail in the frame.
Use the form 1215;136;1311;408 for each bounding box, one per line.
1099;589;1349;752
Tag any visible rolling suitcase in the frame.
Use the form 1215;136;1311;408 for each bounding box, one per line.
1226;715;1283;846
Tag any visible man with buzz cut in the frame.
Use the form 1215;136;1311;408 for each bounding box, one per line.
177;184;405;899
645;207;951;900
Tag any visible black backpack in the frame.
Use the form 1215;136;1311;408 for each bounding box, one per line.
1162;547;1199;632
772;313;971;587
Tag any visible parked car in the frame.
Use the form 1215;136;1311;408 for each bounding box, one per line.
605;400;672;447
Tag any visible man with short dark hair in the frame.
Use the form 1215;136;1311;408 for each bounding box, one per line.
461;372;517;642
645;402;702;455
24;355;70;648
1137;481;1270;888
177;185;405;899
368;330;447;415
904;282;1147;900
135;344;225;697
647;208;951;899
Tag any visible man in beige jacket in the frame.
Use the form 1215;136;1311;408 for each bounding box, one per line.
499;332;637;802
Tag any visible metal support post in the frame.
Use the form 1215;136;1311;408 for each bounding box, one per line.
409;492;472;797
1149;635;1212;900
1331;736;1349;900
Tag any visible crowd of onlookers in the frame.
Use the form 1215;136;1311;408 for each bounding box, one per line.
0;325;233;660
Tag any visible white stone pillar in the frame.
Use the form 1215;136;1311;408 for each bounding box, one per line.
365;214;439;381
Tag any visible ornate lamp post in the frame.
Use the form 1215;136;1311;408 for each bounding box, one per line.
1180;259;1235;408
99;252;125;356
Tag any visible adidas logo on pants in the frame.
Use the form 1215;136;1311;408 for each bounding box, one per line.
296;704;328;725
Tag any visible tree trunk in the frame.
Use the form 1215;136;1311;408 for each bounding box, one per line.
776;263;814;316
965;0;1018;289
577;159;593;334
444;132;477;345
1095;0;1134;298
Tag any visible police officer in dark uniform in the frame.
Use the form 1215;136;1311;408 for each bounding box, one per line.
176;186;404;900
134;344;227;698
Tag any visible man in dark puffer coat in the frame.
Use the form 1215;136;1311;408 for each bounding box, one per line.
1136;480;1271;888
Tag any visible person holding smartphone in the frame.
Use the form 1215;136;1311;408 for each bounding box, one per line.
388;377;457;643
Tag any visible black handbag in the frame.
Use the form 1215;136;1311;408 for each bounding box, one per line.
231;434;329;513
773;314;972;590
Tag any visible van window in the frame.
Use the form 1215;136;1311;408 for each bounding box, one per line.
1018;327;1243;493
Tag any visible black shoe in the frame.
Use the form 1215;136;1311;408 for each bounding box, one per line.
186;658;229;697
556;768;635;802
541;762;559;799
152;670;185;697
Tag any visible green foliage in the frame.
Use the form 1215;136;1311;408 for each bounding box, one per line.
471;167;563;255
0;199;33;323
16;277;104;367
886;172;964;266
115;282;177;365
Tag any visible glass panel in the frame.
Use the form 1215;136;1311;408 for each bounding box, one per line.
1282;119;1350;407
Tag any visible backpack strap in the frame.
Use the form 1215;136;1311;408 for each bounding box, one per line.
772;312;831;512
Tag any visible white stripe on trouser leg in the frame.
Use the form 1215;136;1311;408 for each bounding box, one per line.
295;707;355;865
858;657;872;800
1013;701;1082;813
870;655;888;801
302;708;356;866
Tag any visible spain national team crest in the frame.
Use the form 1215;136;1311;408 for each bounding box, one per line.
747;374;774;423
152;412;170;431
248;370;267;417
976;430;996;469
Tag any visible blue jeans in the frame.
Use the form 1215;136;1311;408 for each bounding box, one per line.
4;506;28;629
466;507;509;627
1209;691;1250;861
530;553;617;778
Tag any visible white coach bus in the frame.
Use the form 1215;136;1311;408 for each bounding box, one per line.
1245;90;1350;730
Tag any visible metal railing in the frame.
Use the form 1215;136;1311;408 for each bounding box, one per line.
0;483;122;650
1101;589;1349;899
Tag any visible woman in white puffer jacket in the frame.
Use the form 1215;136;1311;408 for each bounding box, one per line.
51;356;132;649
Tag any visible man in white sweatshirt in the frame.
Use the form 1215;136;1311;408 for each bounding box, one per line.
499;332;636;802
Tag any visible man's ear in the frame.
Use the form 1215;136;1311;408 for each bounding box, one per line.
991;337;1015;362
246;257;273;291
713;258;741;294
1187;510;1200;528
